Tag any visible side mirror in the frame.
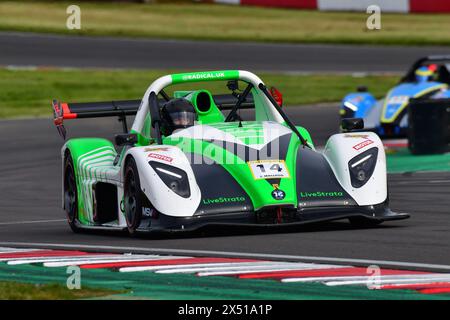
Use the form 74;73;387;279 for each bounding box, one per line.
227;80;239;91
270;86;283;107
115;133;137;146
341;118;364;132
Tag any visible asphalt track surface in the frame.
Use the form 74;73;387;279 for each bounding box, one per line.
1;106;450;268
2;32;450;73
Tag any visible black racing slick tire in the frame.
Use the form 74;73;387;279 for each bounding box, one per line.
124;158;143;235
64;153;80;233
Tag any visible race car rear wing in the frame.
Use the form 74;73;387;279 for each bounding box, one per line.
52;94;255;140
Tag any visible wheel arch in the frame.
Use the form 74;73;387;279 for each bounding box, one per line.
122;153;154;210
63;138;115;173
122;153;135;177
60;138;116;224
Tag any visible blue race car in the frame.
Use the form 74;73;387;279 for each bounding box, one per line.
340;55;450;138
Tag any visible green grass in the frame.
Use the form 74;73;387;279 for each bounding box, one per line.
0;68;399;118
1;1;450;46
0;281;122;299
386;148;450;173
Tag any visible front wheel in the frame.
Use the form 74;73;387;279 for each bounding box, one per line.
64;153;80;233
124;158;143;235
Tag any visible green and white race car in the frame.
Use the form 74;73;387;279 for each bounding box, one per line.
52;70;409;235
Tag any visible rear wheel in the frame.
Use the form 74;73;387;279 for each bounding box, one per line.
124;158;142;235
64;153;80;233
349;216;382;228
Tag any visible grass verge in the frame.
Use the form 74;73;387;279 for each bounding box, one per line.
1;1;450;46
0;281;122;299
386;148;450;173
0;67;398;118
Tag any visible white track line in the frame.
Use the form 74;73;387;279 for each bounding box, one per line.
120;262;268;273
282;275;379;283
197;265;348;277
6;255;120;264
0;219;66;226
2;242;450;272
0;248;41;253
429;180;450;184
0;255;114;263
155;263;312;274
43;256;188;267
4;254;159;265
158;263;343;275
326;276;450;287
6;254;186;265
281;274;449;284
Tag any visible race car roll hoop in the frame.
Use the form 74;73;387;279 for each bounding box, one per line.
53;70;309;149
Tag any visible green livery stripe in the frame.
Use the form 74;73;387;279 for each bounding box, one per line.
171;70;240;85
278;134;300;205
296;126;315;149
165;134;301;210
65;124;311;222
77;147;117;224
209;122;265;145
65;139;118;225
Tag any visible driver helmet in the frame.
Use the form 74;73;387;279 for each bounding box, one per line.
160;98;197;136
415;65;435;83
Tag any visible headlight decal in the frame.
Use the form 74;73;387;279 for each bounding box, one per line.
348;147;378;188
343;101;359;112
149;161;191;198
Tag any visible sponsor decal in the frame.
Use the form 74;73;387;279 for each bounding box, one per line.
300;191;344;198
181;72;225;81
344;134;370;139
248;160;290;180
387;95;409;105
202;197;246;205
148;153;173;163
271;189;286;200
142;207;152;217
144;147;170;152
353;139;374;151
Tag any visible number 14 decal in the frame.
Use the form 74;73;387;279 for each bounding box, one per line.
248;160;290;180
256;163;283;173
